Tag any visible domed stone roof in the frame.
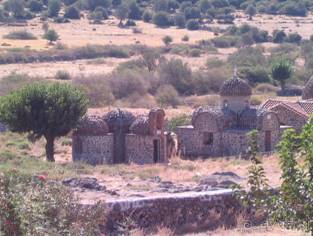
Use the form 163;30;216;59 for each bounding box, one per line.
130;116;150;135
219;76;252;97
104;109;136;132
74;115;109;135
302;76;313;100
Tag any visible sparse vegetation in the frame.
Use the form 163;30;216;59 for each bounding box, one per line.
3;30;37;40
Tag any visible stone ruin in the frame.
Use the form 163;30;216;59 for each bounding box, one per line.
72;108;170;165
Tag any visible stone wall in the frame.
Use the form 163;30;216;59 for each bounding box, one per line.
271;105;307;132
125;134;167;164
176;126;222;157
72;134;114;165
220;95;250;112
177;126;280;157
103;189;243;234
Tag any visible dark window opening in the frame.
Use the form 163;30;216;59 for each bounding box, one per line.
203;132;213;145
153;139;160;163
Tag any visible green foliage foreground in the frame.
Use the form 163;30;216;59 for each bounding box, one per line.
0;83;88;162
0;170;106;235
236;120;313;234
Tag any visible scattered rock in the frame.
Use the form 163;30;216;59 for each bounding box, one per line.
199;172;244;188
62;177;105;191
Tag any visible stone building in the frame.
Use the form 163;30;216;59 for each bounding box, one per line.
261;76;313;132
176;75;281;157
72;108;168;165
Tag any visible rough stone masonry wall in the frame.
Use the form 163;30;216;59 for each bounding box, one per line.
271;106;308;132
72;135;114;165
125;134;166;164
103;189;244;234
176;127;222;157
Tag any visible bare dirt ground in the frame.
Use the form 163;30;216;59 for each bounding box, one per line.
0;16;214;50
234;11;313;39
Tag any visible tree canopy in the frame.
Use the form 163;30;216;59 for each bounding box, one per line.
0;83;88;162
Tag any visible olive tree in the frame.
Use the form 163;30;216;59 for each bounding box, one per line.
0;83;88;162
245;5;256;20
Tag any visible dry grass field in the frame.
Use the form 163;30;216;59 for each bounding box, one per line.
0;11;311;78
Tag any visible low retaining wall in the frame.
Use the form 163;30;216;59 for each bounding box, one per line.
103;189;243;234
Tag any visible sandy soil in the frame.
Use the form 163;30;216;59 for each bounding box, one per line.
0;57;132;78
235;11;313;39
0;16;214;50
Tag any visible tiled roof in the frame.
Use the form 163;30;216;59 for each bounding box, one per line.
261;99;313;119
219;76;252;97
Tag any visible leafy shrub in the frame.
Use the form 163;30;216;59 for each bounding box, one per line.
189;48;201;57
64;6;80;19
56;70;71;80
28;0;43;12
152;11;171;27
162;35;173;46
158;58;193;95
186;19;200;30
0;45;130;64
48;0;61;17
286;32;302;44
0;73;40;96
167;114;191;132
280;2;307;17
174;13;186;28
142;10;152;22
228;47;266;67
73;75;115;107
211;35;238;48
156;84;180;108
182;35;189;41
255;83;279;94
239;66;270;85
273;30;286;43
0;170;106;235
184;6;201;20
127;0;142;20
43;29;59;43
3;30;37;40
192;68;229;94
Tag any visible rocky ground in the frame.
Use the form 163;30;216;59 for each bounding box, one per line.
62;171;244;203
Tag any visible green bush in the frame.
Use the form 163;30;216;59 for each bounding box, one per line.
28;0;43;12
142;10;152;22
162;35;173;46
0;170;106;235
152;11;171;27
3;30;37;40
189;48;201;57
167;114;191;132
48;0;61;17
174;13;186;28
64;6;80;19
182;35;189;41
56;70;71;80
211;35;238;48
239;66;270;85
43;29;59;43
158;58;193;95
156;84;180;108
184;6;201;20
186;19;200;30
273;30;286;43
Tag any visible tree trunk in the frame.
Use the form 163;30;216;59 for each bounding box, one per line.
45;136;55;162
